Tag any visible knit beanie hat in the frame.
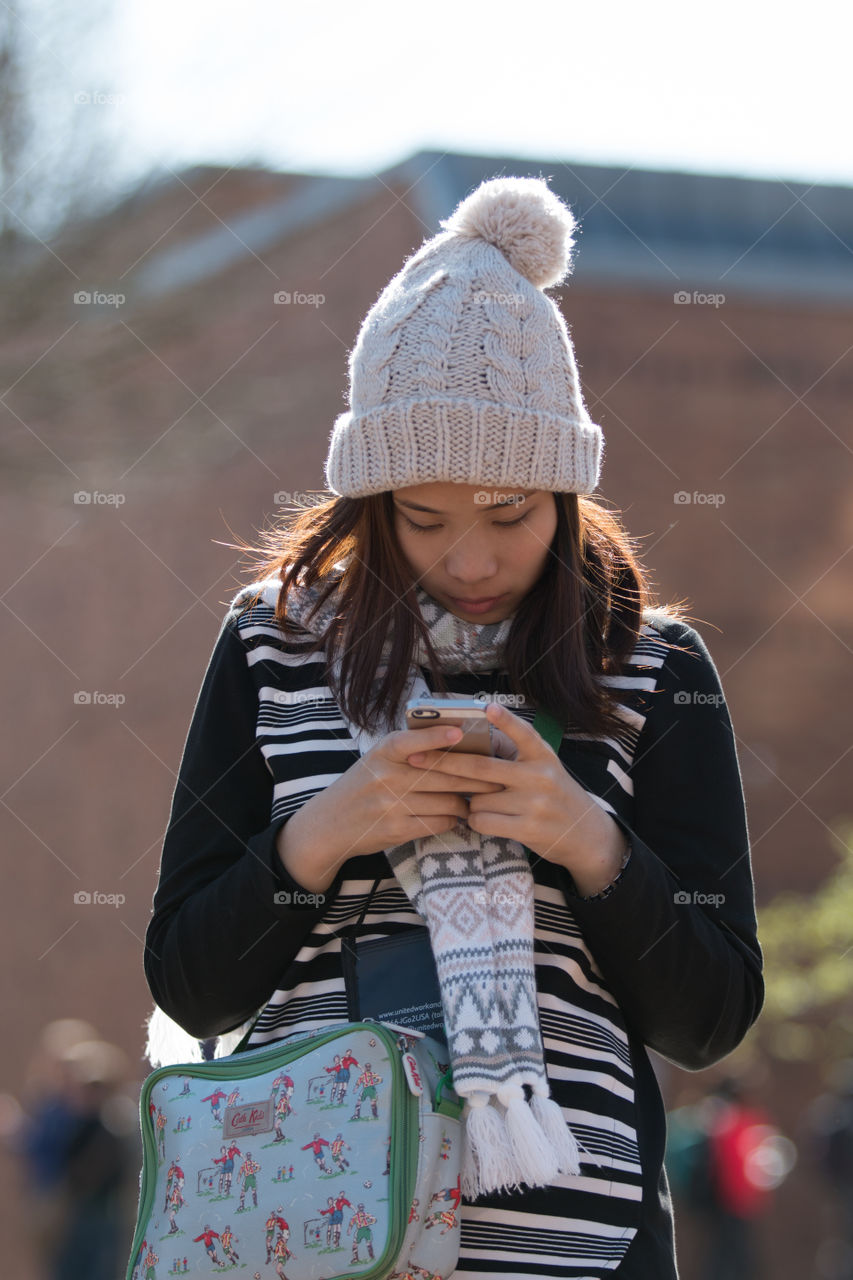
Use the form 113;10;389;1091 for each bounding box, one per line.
324;175;603;498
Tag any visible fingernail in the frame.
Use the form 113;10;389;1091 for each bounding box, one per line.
445;728;461;742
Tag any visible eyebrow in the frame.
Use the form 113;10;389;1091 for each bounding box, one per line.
394;491;537;514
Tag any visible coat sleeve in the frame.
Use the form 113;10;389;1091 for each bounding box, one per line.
143;612;347;1040
560;619;764;1071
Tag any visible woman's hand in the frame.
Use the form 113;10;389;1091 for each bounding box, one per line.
407;701;629;895
276;721;505;892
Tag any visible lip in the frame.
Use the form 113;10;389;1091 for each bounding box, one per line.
448;593;507;614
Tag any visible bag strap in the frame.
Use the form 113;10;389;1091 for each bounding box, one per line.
341;874;384;943
229;707;563;1056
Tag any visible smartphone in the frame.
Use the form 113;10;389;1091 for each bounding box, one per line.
404;695;494;756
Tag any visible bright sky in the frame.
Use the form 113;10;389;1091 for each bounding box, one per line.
78;0;853;192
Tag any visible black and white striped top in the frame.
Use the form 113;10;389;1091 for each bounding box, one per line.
145;582;763;1279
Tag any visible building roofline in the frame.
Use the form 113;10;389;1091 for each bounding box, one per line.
122;149;853;307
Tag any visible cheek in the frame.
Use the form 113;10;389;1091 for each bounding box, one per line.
532;509;559;551
395;527;429;574
520;515;557;572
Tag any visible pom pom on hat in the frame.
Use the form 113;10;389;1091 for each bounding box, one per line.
439;176;577;290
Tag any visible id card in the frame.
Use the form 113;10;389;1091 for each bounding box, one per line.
341;927;447;1047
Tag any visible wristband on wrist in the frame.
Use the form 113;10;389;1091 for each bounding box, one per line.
581;840;633;901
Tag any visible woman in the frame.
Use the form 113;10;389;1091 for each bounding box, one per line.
144;176;763;1277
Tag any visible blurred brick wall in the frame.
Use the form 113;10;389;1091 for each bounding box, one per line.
1;162;849;1278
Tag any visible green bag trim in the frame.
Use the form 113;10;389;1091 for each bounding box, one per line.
127;1021;420;1280
434;1068;465;1120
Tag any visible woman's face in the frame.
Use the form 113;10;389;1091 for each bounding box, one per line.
391;482;558;621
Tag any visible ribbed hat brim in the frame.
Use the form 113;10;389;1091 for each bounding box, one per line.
325;398;602;498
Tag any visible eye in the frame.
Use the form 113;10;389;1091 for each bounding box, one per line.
401;513;529;534
403;519;437;534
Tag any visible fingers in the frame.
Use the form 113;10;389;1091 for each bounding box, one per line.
389;724;501;791
390;808;469;844
403;743;507;783
408;771;502;794
402;805;470;839
404;789;467;814
390;724;462;759
415;815;468;838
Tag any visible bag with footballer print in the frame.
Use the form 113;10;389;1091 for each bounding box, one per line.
126;1019;464;1280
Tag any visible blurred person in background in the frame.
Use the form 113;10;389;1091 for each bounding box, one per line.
665;1084;716;1216
807;1059;853;1279
0;1019;97;1274
667;1074;794;1280
0;1018;139;1280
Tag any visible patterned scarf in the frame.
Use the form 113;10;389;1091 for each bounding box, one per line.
284;567;581;1198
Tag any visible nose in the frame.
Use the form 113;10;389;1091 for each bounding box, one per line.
444;537;500;586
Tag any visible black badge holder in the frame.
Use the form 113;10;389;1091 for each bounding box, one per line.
340;875;448;1046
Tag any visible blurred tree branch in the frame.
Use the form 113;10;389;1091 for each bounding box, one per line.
756;819;853;1066
0;0;121;270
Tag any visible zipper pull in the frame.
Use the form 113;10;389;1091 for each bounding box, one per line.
366;1020;425;1095
401;1049;424;1097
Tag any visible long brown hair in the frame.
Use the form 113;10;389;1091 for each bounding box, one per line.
222;490;690;740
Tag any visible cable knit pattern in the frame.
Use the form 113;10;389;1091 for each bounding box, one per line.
325;177;603;498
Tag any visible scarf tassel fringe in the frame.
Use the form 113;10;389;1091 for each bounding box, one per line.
460;1091;581;1198
530;1090;582;1176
